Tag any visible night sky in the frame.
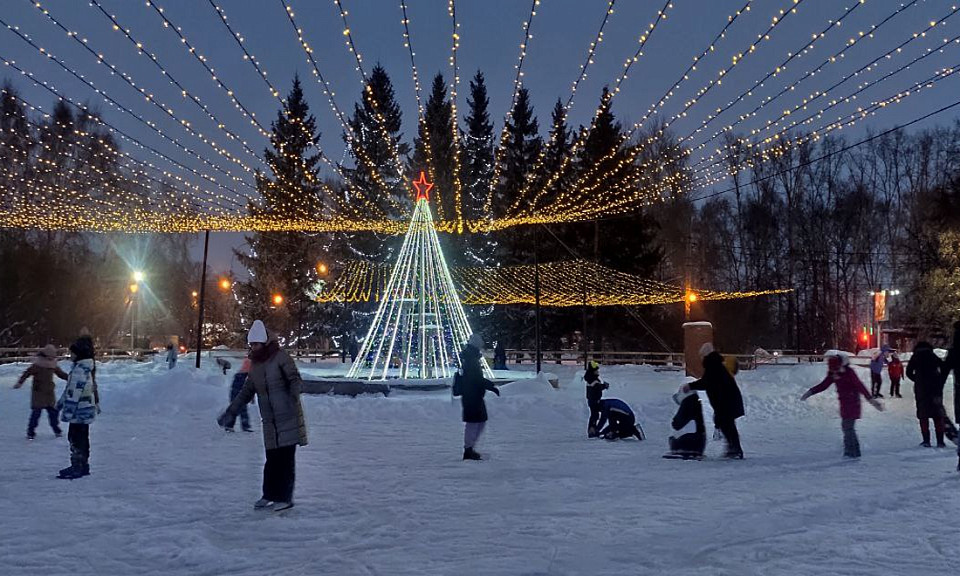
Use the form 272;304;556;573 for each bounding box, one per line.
2;0;958;271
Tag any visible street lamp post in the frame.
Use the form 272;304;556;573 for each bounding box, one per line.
195;230;210;369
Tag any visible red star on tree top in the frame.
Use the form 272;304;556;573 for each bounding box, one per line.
413;171;433;202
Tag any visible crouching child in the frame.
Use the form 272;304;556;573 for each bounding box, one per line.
596;398;644;441
584;361;609;438
664;385;706;459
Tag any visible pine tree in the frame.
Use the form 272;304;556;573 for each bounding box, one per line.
460;71;496;266
235;77;323;344
411;73;455;221
0;83;34;211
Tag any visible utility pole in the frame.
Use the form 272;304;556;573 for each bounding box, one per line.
195;230;210;369
534;225;542;374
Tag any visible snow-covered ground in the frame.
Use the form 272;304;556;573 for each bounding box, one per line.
0;357;957;575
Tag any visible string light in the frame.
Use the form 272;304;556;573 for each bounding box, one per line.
22;1;257;190
448;0;464;231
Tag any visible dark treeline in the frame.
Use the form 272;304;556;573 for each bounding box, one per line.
2;70;958;352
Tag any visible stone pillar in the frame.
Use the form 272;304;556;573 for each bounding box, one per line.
683;321;713;378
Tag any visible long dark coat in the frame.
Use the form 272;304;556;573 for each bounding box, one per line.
456;344;497;423
228;341;308;450
690;351;745;422
907;342;945;420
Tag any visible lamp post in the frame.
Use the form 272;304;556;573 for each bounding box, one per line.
129;279;140;350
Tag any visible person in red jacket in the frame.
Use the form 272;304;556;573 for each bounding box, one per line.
887;353;904;398
802;352;883;458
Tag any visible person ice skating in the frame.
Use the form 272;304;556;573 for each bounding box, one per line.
56;335;100;479
801;352;882;458
348;338;359;363
683;343;745;458
14;344;67;439
907;341;949;448
221;357;253;433
453;333;499;460
595;398;644;441
165;343;177;370
217;320;307;511
664;385;706;459
888;353;904;398
869;346;889;398
584;360;609;438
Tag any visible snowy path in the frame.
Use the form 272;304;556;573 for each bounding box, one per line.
0;360;957;575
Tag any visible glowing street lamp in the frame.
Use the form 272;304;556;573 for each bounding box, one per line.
133;270;145;283
129;283;139;294
272;294;284;306
316;262;328;276
219;278;232;291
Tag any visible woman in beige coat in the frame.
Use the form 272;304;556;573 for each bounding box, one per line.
15;344;68;439
219;320;307;511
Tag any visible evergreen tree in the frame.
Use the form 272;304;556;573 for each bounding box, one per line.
411;73;456;221
0;83;34;211
459;71;497;267
235;77;323;344
462;71;494;222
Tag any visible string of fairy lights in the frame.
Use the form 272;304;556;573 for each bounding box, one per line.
0;2;958;234
314;259;791;307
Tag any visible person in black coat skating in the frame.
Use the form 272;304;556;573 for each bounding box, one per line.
666;385;706;459
683;343;745;458
945;321;960;470
907;341;949;447
584;360;609;437
453;333;499;460
595;398;644;441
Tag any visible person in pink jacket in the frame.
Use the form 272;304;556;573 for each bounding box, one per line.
801;352;883;458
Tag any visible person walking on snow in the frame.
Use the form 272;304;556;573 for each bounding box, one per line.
218;320;307;511
595;398;645;441
802;352;883;458
14;344;67;439
221;356;254;433
453;333;499;460
888;353;904;398
869;346;889;398
584;360;609;438
682;343;745;459
56;336;100;479
907;341;949;448
165;343;177;370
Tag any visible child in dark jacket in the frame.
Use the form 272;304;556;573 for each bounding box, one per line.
14;344;68;439
584;361;609;438
666;385;706;459
596;398;644;441
802;352;882;458
221;357;253;432
888;354;904;398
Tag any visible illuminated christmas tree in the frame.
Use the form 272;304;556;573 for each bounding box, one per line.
347;172;493;380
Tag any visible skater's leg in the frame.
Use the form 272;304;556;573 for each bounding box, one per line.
841;419;861;457
274;445;296;503
919;418;931;445
46;407;61;435
27;409;41;437
934;415;945;446
587;401;601;436
717;418;742;457
67;423;90;472
239;404;251;430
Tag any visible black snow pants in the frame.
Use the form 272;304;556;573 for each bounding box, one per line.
262;445;296;503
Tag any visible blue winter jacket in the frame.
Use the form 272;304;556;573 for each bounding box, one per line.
870;353;887;375
57;359;97;424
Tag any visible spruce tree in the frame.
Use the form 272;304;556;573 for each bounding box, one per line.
460;70;496;266
411;73;455;221
235;77;323;344
0;83;34;211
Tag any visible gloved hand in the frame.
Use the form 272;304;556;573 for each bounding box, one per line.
680;384;691;394
800;391;811;401
216;411;230;427
491;386;500;396
96;405;102;415
869;398;884;411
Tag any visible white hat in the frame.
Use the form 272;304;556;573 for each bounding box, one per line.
468;333;484;350
673;384;695;405
699;342;715;359
247;320;268;344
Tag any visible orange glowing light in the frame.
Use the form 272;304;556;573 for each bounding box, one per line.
316;262;328;276
686;291;698;303
129;283;139;294
272;294;284;306
219;278;232;291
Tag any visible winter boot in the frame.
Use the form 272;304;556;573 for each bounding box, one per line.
920;441;932;448
26;432;36;440
57;465;80;479
723;451;744;460
253;498;274;510
242;426;254;433
273;501;294;512
463;447;482;461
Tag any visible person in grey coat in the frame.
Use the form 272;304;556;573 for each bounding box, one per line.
218;320;307;511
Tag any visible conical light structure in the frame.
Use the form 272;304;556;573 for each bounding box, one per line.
347;175;492;381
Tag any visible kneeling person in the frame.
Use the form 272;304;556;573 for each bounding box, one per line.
597;398;644;441
666;385;706;459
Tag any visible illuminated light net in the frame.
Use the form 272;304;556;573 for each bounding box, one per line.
346;173;493;381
